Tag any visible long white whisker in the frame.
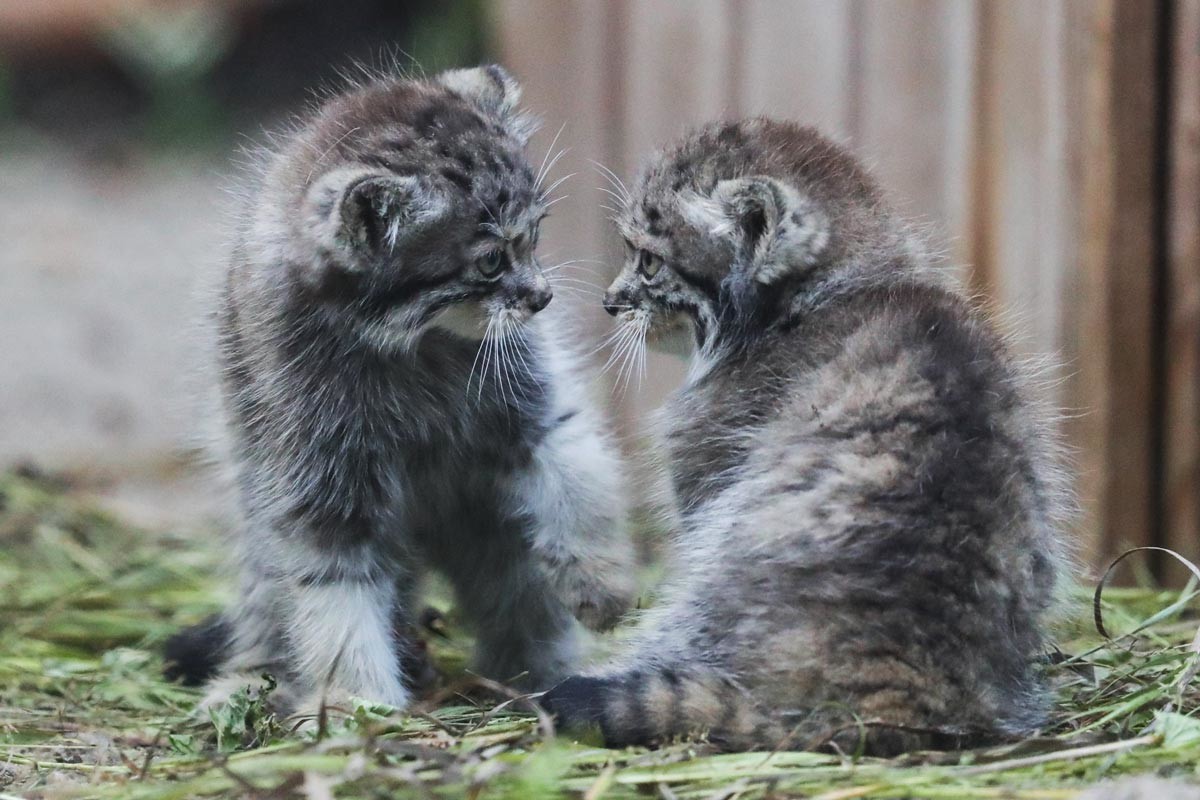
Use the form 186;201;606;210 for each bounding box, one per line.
596;162;630;200
612;332;641;400
597;186;628;207
542;263;600;277
479;199;501;229
486;316;504;406
595;326;633;374
476;317;498;404
591;160;631;203
466;316;492;401
535;123;567;190
615;322;641;395
509;329;536;389
497;315;520;407
548;285;603;300
538;172;576;202
491;319;508;408
505;322;531;404
491;314;508;407
598;323;638;374
541;267;594;277
585;323;632;359
546;276;602;289
636;318;649;388
538;147;571;191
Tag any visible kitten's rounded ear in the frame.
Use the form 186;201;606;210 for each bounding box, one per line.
436;64;538;145
438;64;522;114
338;175;449;254
304;167;449;268
706;176;830;284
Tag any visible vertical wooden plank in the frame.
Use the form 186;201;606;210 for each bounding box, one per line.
622;0;739;159
738;0;855;138
1062;0;1162;567
490;0;626;378
855;0;978;269
970;0;1070;358
1163;0;1200;583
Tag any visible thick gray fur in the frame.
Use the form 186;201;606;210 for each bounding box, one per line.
543;119;1074;754
173;65;635;716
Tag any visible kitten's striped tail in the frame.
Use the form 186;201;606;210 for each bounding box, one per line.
541;668;986;754
540;666;777;749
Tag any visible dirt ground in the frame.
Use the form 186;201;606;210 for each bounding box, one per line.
0;141;235;525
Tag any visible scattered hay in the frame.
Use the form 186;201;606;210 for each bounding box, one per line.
1;470;1198;799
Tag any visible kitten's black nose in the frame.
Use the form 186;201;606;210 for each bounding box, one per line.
603;290;622;317
526;287;552;313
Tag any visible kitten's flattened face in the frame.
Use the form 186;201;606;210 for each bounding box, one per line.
290;66;554;350
425;216;548;339
603;181;734;354
602;119;845;355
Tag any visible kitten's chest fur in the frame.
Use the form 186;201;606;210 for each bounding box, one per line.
223;315;552;536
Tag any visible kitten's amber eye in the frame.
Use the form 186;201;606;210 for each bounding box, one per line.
637;250;663;279
477;250;509;278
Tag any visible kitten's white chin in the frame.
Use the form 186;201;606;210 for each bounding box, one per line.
432;302;490;340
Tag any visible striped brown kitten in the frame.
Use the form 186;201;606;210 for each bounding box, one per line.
543;119;1072;755
164;65;635;716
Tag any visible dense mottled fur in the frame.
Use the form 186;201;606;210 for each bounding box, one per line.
164;66;635;715
543;119;1072;754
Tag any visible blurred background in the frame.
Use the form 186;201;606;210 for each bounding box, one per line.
0;1;1196;582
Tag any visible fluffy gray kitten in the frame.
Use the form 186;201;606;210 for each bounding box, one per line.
543;119;1072;754
165;65;634;715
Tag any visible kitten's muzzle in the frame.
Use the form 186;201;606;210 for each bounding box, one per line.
524;285;552;313
603;287;631;317
511;266;552;314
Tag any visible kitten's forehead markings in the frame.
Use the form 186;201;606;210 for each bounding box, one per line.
481;205;543;241
619;226;668;257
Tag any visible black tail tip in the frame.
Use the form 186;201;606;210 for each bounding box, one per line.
162;614;231;686
541;675;610;723
540;675;615;737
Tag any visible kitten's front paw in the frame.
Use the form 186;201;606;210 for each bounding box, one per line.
288;685;410;729
289;688;361;726
199;672;297;715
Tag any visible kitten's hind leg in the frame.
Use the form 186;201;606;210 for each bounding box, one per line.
207;542;413;716
283;559;412;714
198;565;293;710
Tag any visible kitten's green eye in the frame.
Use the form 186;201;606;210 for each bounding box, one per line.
477;250;509;278
637;250;663;279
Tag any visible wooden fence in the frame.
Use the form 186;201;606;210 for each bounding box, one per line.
493;0;1200;579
